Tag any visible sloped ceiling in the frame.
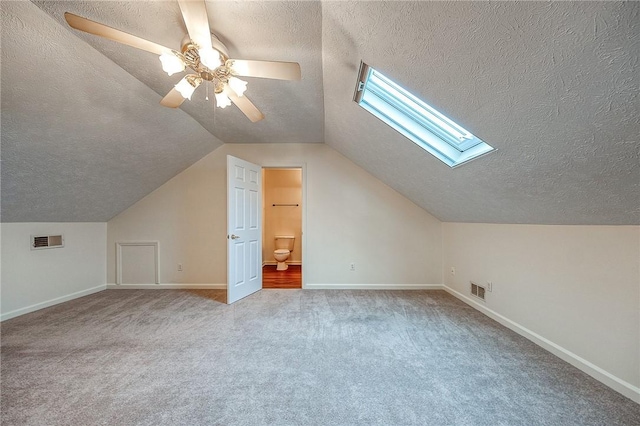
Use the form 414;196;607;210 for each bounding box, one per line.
32;0;325;144
322;1;639;225
2;1;638;224
1;1;223;222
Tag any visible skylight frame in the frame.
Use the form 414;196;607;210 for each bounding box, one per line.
353;62;495;168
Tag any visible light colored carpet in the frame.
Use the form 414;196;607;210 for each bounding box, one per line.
1;289;638;425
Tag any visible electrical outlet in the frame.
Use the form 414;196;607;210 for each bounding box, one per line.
350;263;356;271
450;267;456;276
487;281;492;292
178;263;183;272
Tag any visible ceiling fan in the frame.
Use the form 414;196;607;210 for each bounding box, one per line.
64;0;301;122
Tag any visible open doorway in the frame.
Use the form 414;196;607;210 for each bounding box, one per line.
262;168;302;289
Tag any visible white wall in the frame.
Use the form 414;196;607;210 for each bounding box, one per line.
107;143;443;287
1;222;107;321
443;223;640;400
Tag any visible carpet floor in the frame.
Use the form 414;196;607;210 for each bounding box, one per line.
1;289;638;425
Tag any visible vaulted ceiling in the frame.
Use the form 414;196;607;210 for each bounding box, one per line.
2;1;638;224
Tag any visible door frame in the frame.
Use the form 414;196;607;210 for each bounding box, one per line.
261;162;307;289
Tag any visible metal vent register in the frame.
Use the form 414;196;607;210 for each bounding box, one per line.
31;235;64;250
470;282;486;301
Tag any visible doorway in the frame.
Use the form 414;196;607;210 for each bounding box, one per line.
262;168;302;289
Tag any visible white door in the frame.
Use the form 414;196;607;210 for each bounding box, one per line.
227;155;262;304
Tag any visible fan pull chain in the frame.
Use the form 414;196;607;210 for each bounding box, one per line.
205;82;209;101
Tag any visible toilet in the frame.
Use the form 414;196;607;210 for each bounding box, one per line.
273;236;295;271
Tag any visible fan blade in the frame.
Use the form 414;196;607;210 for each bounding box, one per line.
229;60;301;81
160;88;186;108
211;35;229;59
64;12;172;56
225;87;264;122
177;0;213;52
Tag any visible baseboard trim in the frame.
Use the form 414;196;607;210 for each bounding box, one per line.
443;285;640;404
107;283;226;290
262;261;302;266
305;283;444;290
0;284;107;322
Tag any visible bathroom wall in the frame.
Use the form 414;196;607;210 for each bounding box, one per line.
107;143;443;287
263;169;302;264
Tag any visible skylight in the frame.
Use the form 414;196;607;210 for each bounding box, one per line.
353;62;495;168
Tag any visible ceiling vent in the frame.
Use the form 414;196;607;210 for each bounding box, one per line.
31;235;64;250
470;281;486;301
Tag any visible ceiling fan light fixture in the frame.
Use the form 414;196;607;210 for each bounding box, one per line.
199;47;222;70
215;91;232;108
159;52;185;76
228;76;248;97
175;75;201;100
64;3;300;123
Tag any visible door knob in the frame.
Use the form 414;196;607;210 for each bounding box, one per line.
230;234;240;240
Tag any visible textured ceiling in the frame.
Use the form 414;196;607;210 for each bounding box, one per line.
2;1;638;224
1;1;223;222
32;0;325;144
2;0;323;222
323;2;640;224
323;1;639;225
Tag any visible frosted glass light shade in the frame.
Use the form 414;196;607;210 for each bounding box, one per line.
228;77;248;97
199;47;222;69
175;77;198;100
215;91;231;108
159;52;185;76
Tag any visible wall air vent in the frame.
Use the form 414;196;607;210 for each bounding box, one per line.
470;281;486;301
31;235;64;250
